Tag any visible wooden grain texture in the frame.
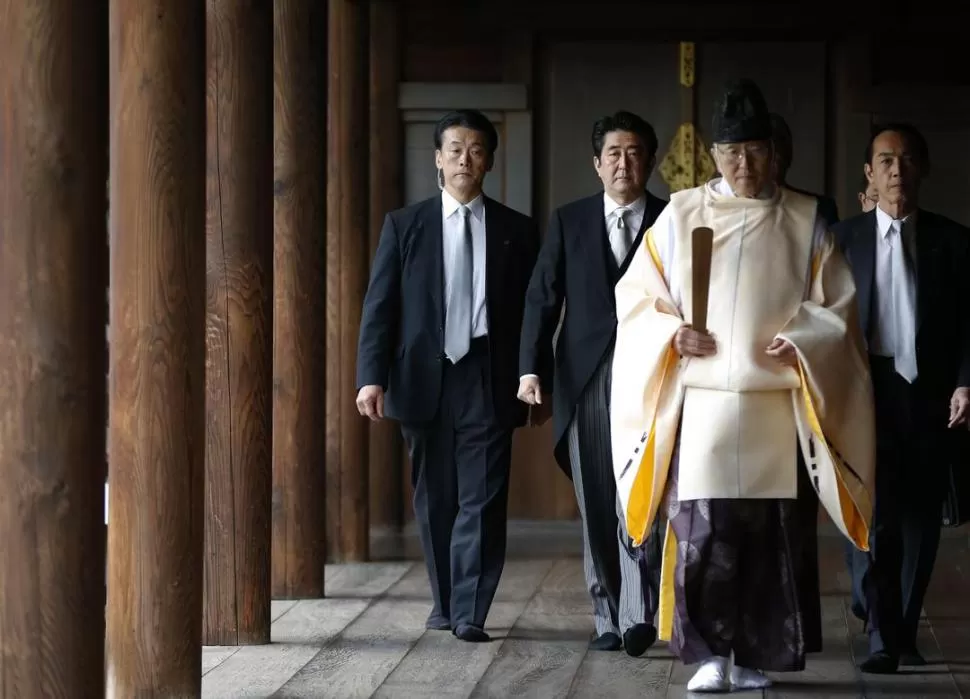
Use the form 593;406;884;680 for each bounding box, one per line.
106;0;206;695
690;226;713;333
203;0;274;645
0;1;108;696
326;0;370;562
367;0;405;532
272;0;328;599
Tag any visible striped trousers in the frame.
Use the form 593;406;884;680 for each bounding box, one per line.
567;349;663;635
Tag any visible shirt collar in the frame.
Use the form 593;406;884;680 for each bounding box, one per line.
603;191;647;218
442;189;485;221
875;203;916;239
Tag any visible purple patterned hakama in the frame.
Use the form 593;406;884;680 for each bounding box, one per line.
664;442;823;672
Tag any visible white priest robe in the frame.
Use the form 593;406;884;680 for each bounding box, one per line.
609;178;877;640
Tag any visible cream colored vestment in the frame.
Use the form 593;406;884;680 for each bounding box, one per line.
610;178;875;551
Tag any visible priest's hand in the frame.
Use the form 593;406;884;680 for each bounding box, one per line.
765;338;798;367
948;387;969;428
674;325;716;358
517;376;543;405
356;385;385;422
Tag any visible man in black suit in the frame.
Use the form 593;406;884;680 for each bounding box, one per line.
833;123;970;673
517;112;667;656
356;109;539;643
770;113;840;227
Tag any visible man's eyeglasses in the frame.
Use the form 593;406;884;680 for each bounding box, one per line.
713;144;771;165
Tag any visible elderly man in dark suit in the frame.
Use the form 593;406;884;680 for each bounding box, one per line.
356;109;539;643
517;111;667;656
833;123;970;673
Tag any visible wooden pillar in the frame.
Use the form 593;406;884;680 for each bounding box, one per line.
107;1;206;695
0;3;108;696
327;0;370;562
367;0;404;534
203;0;274;644
272;0;328;599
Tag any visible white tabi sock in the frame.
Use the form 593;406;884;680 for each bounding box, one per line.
730;664;773;690
686;656;730;693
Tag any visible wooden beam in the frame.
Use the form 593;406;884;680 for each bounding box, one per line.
272;0;328;599
327;0;370;562
203;0;274;645
107;0;206;695
368;0;404;534
0;2;108;696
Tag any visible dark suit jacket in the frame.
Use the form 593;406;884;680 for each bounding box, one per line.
786;184;839;228
356;194;540;428
833;208;970;418
519;190;668;474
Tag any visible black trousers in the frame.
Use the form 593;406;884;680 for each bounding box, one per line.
401;337;513;630
854;356;949;656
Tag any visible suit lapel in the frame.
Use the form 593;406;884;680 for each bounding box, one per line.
415;196;444;326
483;197;507;309
914;209;939;334
851;212;876;339
577;194;616;296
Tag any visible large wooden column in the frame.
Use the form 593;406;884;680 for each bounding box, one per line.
0;3;108;696
367;0;405;535
272;0;328;598
203;0;274;644
107;1;206;695
327;0;370;562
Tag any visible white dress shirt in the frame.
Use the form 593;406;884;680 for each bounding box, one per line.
442;188;488;338
869;204;918;364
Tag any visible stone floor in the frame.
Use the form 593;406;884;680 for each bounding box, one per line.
201;525;970;698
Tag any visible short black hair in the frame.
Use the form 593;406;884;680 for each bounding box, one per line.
591;111;659;159
864;122;930;172
433;109;498;156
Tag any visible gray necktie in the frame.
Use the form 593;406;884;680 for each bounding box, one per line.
890;219;918;382
610;208;632;265
444;205;473;362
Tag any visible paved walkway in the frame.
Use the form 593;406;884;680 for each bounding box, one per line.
202;530;970;698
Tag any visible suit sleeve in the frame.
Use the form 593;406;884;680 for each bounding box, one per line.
958;228;970;388
356;213;401;390
518;208;565;389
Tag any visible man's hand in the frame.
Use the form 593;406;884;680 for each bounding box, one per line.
517;376;543;405
356;385;385;422
948;387;969;428
673;325;716;358
765;338;798;368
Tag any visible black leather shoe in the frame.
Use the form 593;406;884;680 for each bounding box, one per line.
859;652;899;674
623;624;657;657
589;632;622;651
425;614;450;631
900;649;927;666
453;624;490;643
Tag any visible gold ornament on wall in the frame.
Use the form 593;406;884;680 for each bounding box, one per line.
658;42;716;193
